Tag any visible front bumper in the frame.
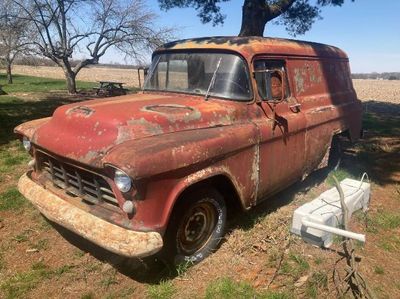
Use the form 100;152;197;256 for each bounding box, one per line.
18;173;163;258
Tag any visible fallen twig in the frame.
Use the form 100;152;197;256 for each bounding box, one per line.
332;175;376;299
265;234;291;290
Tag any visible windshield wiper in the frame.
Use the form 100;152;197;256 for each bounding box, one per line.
204;57;222;101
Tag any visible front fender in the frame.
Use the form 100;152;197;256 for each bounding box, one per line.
157;166;245;233
134;144;259;233
14;117;51;142
103;124;258;179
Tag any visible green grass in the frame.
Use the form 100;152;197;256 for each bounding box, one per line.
85;262;102;273
372;210;400;230
0;140;30;183
357;210;400;238
1;150;27;166
314;257;323;265
100;273;118;289
80;293;95;299
147;280;176;299
378;235;400;252
0;262;52;299
103;287;137;299
205;277;256;299
73;249;85;258
12;230;30;243
353;211;378;233
363;113;400;136
281;253;310;280
53;264;75;277
289;253;310;272
305;272;328;299
374;266;384;275
0;252;5;271
204;277;291;299
0;261;76;298
33;239;50;251
0;94;70;145
0;74;97;146
174;261;193;277
0;73;96;93
326;168;355;187
0;188;26;211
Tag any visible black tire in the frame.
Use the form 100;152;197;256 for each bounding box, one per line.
328;135;342;171
162;188;227;265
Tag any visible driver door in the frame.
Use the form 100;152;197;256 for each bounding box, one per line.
253;59;307;200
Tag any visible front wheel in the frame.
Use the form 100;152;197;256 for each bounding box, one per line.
162;189;227;265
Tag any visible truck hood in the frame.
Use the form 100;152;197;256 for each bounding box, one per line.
33;92;247;166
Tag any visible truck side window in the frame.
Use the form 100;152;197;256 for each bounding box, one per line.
254;60;288;101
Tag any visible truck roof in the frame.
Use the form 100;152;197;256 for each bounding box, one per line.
155;36;348;60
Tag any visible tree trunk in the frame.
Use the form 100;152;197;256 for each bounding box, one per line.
65;71;77;94
238;0;295;37
238;0;269;37
6;61;13;84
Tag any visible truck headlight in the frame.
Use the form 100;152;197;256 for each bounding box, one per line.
22;136;31;152
114;169;132;193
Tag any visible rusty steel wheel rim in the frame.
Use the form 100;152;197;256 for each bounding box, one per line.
177;201;217;255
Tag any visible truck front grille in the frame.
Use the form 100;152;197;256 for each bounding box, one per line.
38;151;119;208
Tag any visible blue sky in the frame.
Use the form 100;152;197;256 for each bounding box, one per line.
104;0;400;73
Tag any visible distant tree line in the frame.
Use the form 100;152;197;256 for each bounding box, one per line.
352;72;400;80
13;56;141;69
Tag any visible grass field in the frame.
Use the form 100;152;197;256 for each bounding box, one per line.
0;72;399;298
12;65;141;88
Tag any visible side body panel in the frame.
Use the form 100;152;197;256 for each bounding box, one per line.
288;57;362;175
252;101;306;199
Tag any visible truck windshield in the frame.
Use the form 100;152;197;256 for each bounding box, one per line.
144;52;252;101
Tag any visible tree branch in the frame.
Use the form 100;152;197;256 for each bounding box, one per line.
268;0;296;21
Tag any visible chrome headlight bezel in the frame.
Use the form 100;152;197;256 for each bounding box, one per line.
22;136;31;152
114;169;132;193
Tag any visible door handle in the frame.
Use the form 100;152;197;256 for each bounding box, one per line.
289;103;301;112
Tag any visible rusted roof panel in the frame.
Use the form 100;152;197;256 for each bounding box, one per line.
155;36;348;60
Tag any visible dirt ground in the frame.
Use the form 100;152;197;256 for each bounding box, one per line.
0;77;399;298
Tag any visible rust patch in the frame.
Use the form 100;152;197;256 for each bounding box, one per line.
156;36;349;62
141;104;202;123
294;68;306;94
250;144;260;205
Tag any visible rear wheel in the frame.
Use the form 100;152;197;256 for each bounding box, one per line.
162;189;227;265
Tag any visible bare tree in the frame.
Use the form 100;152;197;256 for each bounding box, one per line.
0;0;32;84
13;0;173;94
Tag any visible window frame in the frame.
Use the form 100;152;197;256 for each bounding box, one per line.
253;59;291;102
145;49;254;102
